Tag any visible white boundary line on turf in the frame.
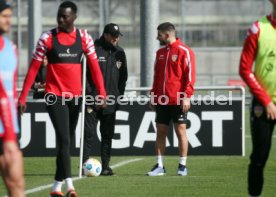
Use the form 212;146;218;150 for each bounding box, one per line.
12;158;143;196
245;135;276;138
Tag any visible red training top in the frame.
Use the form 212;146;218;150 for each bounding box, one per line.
239;14;276;106
151;38;196;105
0;36;18;142
19;27;106;104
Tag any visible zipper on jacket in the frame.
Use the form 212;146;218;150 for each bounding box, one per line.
163;47;170;95
103;51;109;93
108;50;112;94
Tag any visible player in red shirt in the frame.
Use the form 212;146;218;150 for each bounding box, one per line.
0;1;25;196
18;1;106;197
147;22;196;176
239;0;276;196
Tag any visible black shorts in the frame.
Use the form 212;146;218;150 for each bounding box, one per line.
155;105;188;125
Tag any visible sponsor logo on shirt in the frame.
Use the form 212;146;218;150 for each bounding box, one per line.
98;56;106;62
58;48;78;58
178;114;184;121
158;54;165;60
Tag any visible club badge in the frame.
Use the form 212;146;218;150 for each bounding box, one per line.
254;106;263;118
171;54;178;62
116;61;122;69
87;106;93;113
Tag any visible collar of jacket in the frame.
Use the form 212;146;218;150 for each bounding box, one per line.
166;37;181;49
95;36;118;51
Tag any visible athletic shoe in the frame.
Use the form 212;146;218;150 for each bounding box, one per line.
177;164;187;176
147;164;166;176
101;166;115;176
65;189;77;197
50;191;64;197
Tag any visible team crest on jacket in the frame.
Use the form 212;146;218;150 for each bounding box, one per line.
171;54;178;62
116;61;122;69
86;106;93;113
253;106;263;118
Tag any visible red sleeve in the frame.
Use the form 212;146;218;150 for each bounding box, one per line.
80;29;106;97
239;21;272;106
0;79;16;141
184;48;196;98
18;59;42;104
80;29;96;56
19;31;50;104
150;56;158;94
33;31;51;61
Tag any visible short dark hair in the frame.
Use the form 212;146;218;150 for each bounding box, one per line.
157;22;175;32
0;0;11;13
59;1;77;14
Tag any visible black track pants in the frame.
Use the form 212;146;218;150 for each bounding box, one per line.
46;96;81;181
248;98;275;196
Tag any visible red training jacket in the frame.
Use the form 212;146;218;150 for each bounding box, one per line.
151;38;196;105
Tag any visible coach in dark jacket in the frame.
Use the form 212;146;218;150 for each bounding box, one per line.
83;23;128;176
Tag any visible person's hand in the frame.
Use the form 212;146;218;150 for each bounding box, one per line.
18;103;27;115
149;93;156;111
180;98;190;112
149;102;156;111
38;82;46;89
33;82;46;89
265;102;276;120
96;98;107;110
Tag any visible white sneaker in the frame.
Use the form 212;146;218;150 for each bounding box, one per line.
147;164;166;176
177;164;187;176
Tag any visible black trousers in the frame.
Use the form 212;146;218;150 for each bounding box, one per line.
83;106;97;163
83;107;116;169
46;96;81;181
248;98;275;196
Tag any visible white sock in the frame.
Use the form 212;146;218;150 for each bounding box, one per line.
65;178;75;192
52;180;63;192
179;157;187;166
157;155;164;168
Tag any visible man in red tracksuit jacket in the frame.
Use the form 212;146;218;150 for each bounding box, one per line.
147;22;196;176
18;1;106;197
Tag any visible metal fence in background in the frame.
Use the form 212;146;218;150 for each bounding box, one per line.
9;0;269;89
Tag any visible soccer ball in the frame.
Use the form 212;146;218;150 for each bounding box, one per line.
83;158;102;177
